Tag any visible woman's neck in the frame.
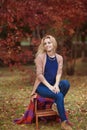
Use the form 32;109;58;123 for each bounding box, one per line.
47;51;56;58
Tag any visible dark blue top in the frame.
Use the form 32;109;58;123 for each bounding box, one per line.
44;54;58;85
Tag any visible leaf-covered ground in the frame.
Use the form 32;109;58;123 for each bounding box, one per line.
0;60;87;130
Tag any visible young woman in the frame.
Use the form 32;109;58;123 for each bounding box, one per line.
31;35;73;130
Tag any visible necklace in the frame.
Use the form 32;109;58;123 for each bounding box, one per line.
48;55;56;61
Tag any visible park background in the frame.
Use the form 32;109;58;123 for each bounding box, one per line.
0;0;87;130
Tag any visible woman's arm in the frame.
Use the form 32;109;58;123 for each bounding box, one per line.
54;55;63;93
30;77;53;97
35;55;54;91
55;74;62;86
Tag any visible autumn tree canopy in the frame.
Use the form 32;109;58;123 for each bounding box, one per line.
0;0;87;65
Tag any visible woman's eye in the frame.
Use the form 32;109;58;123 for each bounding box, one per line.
43;42;46;45
48;42;51;44
44;42;51;45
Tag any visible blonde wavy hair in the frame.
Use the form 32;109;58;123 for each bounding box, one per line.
35;35;58;57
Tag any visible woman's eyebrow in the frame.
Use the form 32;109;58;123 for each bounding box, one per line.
43;41;51;45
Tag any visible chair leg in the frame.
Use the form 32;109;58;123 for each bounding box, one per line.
36;115;39;130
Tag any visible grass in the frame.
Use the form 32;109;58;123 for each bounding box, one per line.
0;59;87;130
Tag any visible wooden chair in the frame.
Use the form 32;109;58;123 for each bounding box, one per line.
35;99;58;130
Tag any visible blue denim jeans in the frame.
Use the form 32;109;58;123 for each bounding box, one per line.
36;80;70;121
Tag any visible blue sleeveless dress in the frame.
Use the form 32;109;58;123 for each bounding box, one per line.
38;54;58;87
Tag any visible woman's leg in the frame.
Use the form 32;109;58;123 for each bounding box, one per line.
59;80;70;97
36;84;67;121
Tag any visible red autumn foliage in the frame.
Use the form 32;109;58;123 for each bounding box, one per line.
0;0;87;65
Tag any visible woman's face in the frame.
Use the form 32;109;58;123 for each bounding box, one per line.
43;38;54;52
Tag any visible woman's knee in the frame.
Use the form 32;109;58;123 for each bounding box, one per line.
64;80;70;89
60;80;70;89
56;92;64;101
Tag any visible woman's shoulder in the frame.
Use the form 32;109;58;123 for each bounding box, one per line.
56;53;63;59
35;53;46;61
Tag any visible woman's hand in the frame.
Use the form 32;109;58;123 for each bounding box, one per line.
49;85;59;93
30;91;35;97
30;93;37;102
53;84;60;93
30;90;37;102
49;85;54;92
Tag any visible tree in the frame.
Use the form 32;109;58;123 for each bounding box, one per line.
0;0;87;68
